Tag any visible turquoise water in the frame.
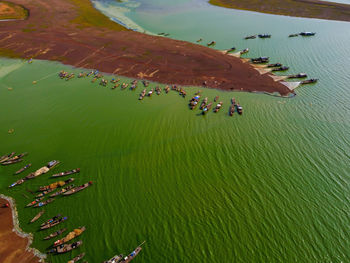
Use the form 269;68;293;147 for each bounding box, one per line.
0;1;350;262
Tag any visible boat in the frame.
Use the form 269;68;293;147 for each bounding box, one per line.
53;226;86;247
14;163;32;175
33;198;55;208
237;104;243;115
300;32;316;36
258;34;271;38
139;89;146;100
289;34;299;37
213;101;223;113
103;254;124;263
121;83;128;89
226;47;236;53
207;41;216;46
189;95;201;110
41;214;62;227
179;89;187;97
240;48;249;55
63;181;93;196
272;66;289;72
30;210;45;223
202;102;213;115
196;38;202;42
244;35;256;40
288;73;307;79
52;168;80;178
9;178;26;188
26;160;60;180
39;178;75;192
147;89;154;97
68;253;86;263
43;228;67;240
251;57;269;64
164;86;170;93
229;105;235;116
121;241;146;263
50;184;75;197
142;80;149;87
199;97;208;110
0;152;15;163
40;216;67;230
1;158;23;165
49;240;83;254
112;84;120;89
7;152;27;161
301;78;318;84
231;97;236;105
26;196;44;207
267;63;282;68
155;86;162;95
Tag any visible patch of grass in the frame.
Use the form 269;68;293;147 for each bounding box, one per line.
0;1;28;20
69;0;128;31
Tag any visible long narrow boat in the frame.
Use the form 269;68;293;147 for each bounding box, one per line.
41;216;67;230
14;163;32;175
122;241;146;263
41;214;61;227
52;168;80;178
0;152;15;163
229;105;235;116
53;226;86;247
68;253;86;263
39;178;75;192
202;102;213;115
63;182;93;196
199;97;208;110
103;254;124;263
30;210;45;223
26;196;44;207
49;241;83;254
213;101;223;113
7;152;28;161
33;198;55;208
1;158;23;165
43;228;67;240
50;184;75;197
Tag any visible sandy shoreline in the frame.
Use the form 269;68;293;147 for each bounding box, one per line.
0;195;46;263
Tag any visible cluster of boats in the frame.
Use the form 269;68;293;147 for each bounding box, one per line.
0;152;28;166
244;32;316;39
245;34;271;39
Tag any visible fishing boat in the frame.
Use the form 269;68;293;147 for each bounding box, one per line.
199;97;208;110
26;160;60;180
52;168;80;178
189;95;201;110
33;198;55;208
49;241;83;254
147;89;154;97
68;252;86;263
179;89;186;98
30;210;45;223
196;38;202;42
112;84;120;89
226;47;236;53
103;254;124;263
139;89;146;100
207;41;216;46
0;152;15;163
272;66;289;72
231;97;236;105
288;73;307;79
53;226;86;247
229;105;235;116
214;101;223;113
164;86;170;93
9;178;26;188
43;228;67;240
39;178;74;192
301;79;318;84
155;86;162;95
121;83;128;89
26;197;44;207
1;158;23;165
14;163;32;175
41;214;62;227
300;32;316;36
63;181;93;196
121;241;146;263
50;184;75;197
289;33;299;37
111;78;120;83
7;152;27;161
202;102;213;115
267;63;282;68
142;80;149;87
251;57;269;64
41;216;67;230
258;34;271;38
240;48;249;55
244;35;256;40
237;104;243;115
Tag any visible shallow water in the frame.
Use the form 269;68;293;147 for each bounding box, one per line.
0;0;350;262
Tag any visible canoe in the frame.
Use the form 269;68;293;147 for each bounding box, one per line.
14;163;32;175
202;102;213;115
7;152;28;161
0;152;15;163
53;226;86;247
63;181;93;196
33;198;55;208
1;158;23;165
68;252;86;263
41;216;67;230
39;178;75;192
30;210;45;223
229;105;235;116
122;242;146;263
49;240;83;254
52;168;80;178
41;214;62;227
199;97;208;110
26;196;44;207
26;160;60;180
50;184;75;197
213;102;223;113
103;254;124;263
43;228;67;240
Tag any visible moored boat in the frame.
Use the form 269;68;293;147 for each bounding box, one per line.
147;88;154;97
63;181;93;196
53;226;86;247
289;33;299;37
68;252;86;263
244;35;256;40
7;152;28;161
26;196;44;207
52;168;80;178
202;102;213;115
214;96;219;102
288;73;307;79
196;38;202;42
272;66;289;72
189;95;201;110
267;63;282;68
258;34;271;38
0;152;15;163
240;48;249;55
1;158;23;165
41;216;67;230
39;178;75;192
213;101;223;113
237;104;243;115
229;105;235;116
301;78;318;84
226;47;236;53
49;240;83;254
300;32;316;36
121;241;146;263
199;97;208;110
103;254;124;263
33;198;55;208
142;80;149;87
14;163;32;175
30;210;45;223
251;57;269;64
50;184;75;197
207;41;216;46
26;160;60;180
43;228;67;240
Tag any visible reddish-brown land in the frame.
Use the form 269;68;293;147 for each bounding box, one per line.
0;0;290;95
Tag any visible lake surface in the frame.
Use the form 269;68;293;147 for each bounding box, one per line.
0;0;350;262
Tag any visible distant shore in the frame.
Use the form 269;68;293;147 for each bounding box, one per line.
0;196;45;263
209;0;350;22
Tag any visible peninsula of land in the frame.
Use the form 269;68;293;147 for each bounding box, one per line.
209;0;350;22
0;0;291;95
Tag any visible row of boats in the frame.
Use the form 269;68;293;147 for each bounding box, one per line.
244;32;316;39
0;152;28;166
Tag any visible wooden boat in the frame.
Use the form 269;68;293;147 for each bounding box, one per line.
34;198;55;208
229;105;235;116
1;158;23;165
196;38;202;42
147;89;154;97
121;83;128;89
258;34;271;38
244;35;256;40
199;97;208;110
50;184;75;197
189;95;201;109
49;240;83;254
164;86;170;93
288;73;307;79
111;78;120;83
9;178;26;188
237;104;243;115
251;57;269;64
226;47;236;53
139;89;146;100
300;32;316;36
39;178;75;192
289;34;299;37
142;80;149;87
41;216;67;230
207;41;216;46
26;196;44;207
103;254;124;263
202;102;213;115
7;152;27;161
63;181;93;196
231;97;236;105
213;101;223;113
26;160;60;180
240;48;249;55
301;79;318;84
0;152;15;163
53;226;86;247
30;210;44;223
14;163;32;175
267;63;282;68
122;241;146;263
43;228;67;240
272;66;289;72
41;214;62;227
52;168;80;178
155;86;162;95
68;252;86;263
112;84;120;89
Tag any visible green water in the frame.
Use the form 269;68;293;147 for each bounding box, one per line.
1;1;350;262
